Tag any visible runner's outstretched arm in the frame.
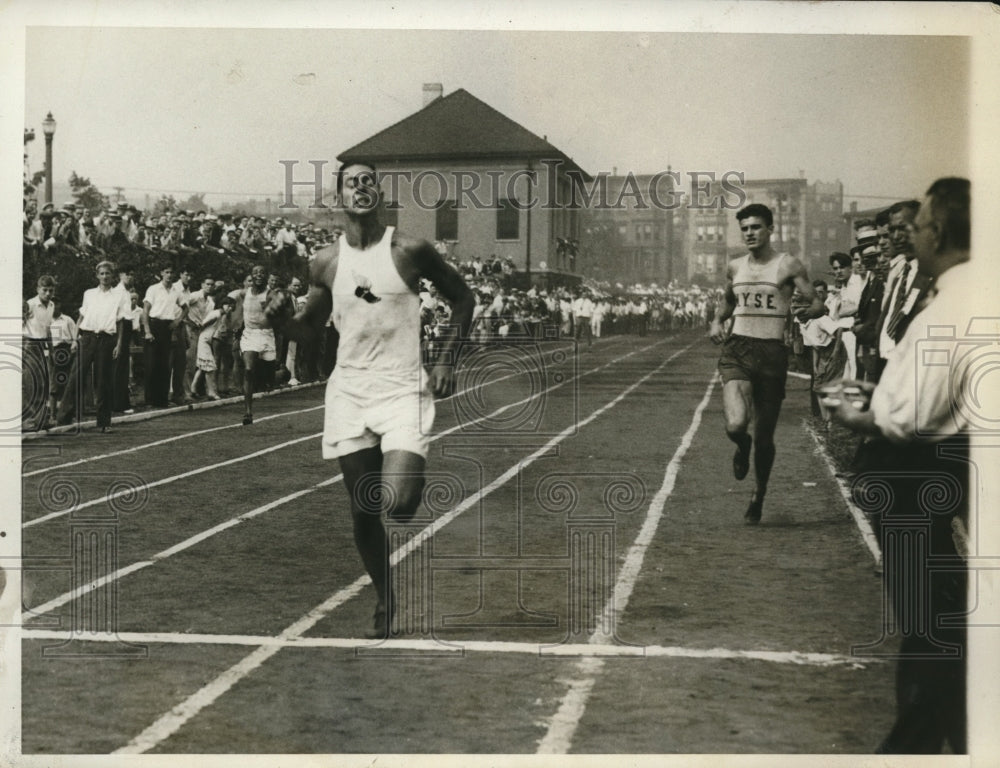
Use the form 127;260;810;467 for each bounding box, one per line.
410;239;475;396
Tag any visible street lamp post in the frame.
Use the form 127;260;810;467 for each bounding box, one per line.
42;112;56;205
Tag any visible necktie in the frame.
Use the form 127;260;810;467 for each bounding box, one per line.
885;260;911;341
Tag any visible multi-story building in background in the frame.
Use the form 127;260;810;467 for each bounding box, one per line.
580;172;851;290
687;182;733;287
578;173;680;288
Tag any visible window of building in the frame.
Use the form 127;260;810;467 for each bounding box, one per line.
435;199;458;241
827;227;838;240
496;198;519;240
811;227;821;241
618;224;627;237
696;226;704;242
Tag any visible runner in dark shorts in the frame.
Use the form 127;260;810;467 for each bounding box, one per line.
709;204;823;524
717;335;788;404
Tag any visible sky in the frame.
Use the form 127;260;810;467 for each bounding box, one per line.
23;25;971;210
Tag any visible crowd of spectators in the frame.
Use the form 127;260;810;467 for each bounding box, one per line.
21;193;341;431
785;201;926;425
22;193;718;431
24;197;334;262
423;251;720;361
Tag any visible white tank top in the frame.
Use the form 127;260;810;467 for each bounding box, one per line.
331;226;422;380
243;287;270;330
731;253;790;340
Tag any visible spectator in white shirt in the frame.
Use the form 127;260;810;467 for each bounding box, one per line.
47;298;78;420
56;261;128;431
22;275;56;430
112;267;136;413
185;276;216;396
143;265;187;408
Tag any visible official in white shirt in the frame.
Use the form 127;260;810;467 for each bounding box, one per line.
56;261;128;431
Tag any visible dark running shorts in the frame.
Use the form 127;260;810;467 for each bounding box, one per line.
718;334;788;402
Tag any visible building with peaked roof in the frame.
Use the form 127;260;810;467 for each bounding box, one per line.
338;85;590;285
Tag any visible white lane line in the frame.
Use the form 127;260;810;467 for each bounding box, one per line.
803;420;881;563
26;481;340;618
112;341;695;754
537;374;718;755
21;405;324;477
23;337;586;477
20;630;876;666
597;374;719;640
22;337;613;528
23;433;321;529
28;339;680;618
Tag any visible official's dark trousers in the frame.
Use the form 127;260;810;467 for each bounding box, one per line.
171;323;188;402
868;442;968;754
146;319;173;407
57;330;115;427
112;323;132;411
22;338;49;431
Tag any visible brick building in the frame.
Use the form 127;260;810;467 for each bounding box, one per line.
338;85;589;286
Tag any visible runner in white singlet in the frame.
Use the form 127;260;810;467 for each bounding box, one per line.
266;161;474;638
709;203;824;524
233;265;274;425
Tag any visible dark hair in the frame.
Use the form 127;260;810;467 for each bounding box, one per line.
812;279;828;290
828;252;851;268
875;208;891;227
736;203;773;228
888;199;920;219
37;274;56;288
925;177;970;251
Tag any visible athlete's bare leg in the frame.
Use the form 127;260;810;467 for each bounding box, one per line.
722;379;754;481
241;350;258;424
339;447;426;638
746;392;782;523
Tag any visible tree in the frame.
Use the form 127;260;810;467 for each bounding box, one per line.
180;193;207;212
152;195;178;217
69;171;109;213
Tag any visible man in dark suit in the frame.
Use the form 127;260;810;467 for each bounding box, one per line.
852;243;886;383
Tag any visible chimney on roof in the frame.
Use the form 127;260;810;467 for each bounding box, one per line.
423;83;443;107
